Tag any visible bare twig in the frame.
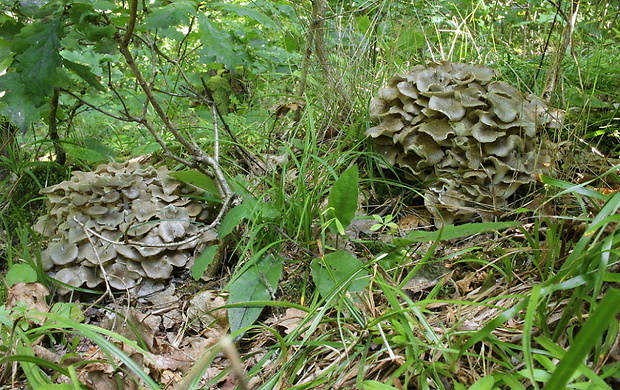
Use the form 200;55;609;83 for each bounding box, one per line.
72;216;219;249
60;89;136;122
78;217;115;306
542;0;580;102
48;88;66;165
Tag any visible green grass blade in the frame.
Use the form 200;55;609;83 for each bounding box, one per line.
544;289;620;390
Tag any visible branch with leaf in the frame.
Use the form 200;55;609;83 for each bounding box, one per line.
112;0;235;229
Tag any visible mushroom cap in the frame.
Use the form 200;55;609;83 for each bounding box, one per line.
367;61;561;226
33;160;220;294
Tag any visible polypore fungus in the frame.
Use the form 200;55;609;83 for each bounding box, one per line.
367;61;562;226
34;161;218;295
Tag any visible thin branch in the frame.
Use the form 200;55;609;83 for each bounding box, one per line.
60;89;136;122
48;88;66;165
121;0;138;47
73;216;220;248
542;0;580;102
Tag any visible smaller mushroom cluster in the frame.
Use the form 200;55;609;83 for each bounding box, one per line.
367;61;562;225
33;161;217;294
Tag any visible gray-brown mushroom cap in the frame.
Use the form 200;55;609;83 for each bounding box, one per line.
33;161;219;294
367;61;561;226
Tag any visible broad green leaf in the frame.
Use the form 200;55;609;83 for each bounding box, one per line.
84;137;116;160
131;142;161;156
362;381;399;390
50;302;84;323
0;17;62;128
244;196;280;221
216;3;276;28
397;29;427;51
61;59;105;91
82;23;116;41
355;15;371;34
283;32;299;52
0;306;13;327
144;1;195;29
311;250;369;299
198;15;244;70
227;254;283;336
14;18;62;96
0;77;45;129
92;1;119;11
168;170;219;195
191;245;219;280
327;165;358;233
468;375;495;390
4;263;38;286
218;201;249;237
66;147;106;163
394;221;520;245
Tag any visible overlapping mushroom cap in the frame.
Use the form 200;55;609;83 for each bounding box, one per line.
33;161;217;294
367;61;562;226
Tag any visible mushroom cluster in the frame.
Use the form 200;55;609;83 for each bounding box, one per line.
367;61;562;225
33;161;217;294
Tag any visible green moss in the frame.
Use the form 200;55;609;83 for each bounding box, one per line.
206;73;234;114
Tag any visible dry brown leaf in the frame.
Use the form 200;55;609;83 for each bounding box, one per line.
6;282;50;324
266;308;307;334
186;290;228;332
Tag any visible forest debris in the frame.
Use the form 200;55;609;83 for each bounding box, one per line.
6;282;50;325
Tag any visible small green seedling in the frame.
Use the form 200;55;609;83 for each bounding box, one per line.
370;214;399;234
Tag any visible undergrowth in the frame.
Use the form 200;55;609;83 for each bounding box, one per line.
1;0;619;389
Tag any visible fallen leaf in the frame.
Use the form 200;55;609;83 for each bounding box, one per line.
6;282;50;324
267;308;307;334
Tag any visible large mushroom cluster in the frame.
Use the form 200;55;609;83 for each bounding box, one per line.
33;161;217;294
367;61;562;225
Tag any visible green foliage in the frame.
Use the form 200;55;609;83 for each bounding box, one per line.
394;221;521;245
227;254;283;338
4;263;37;286
1;0;620;387
325;164;359;235
369;214;399;233
168;169;219;196
0;17;62;128
310;250;369;300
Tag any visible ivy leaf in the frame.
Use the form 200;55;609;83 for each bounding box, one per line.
198;15;244;70
227;254;283;338
310;250;369;300
326;165;358;233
